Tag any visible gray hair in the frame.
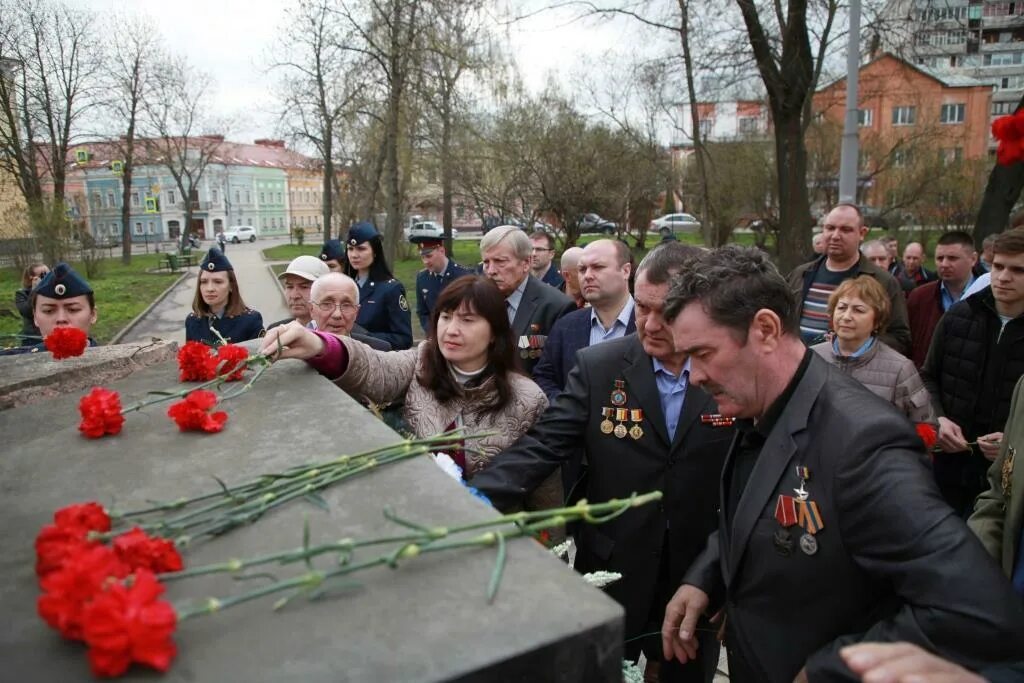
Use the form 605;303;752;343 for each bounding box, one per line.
560;246;584;271
480;225;531;261
861;239;888;255
311;272;360;304
635;241;703;284
663;245;798;338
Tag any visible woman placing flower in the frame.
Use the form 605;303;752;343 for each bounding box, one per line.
260;275;562;511
811;276;936;424
185;249;263;345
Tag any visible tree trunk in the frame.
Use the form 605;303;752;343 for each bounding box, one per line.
120;129;136;265
323;132;335;241
441;87;454;255
677;0;714;246
774;112;813;273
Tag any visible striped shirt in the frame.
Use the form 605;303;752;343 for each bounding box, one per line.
799;265;856;345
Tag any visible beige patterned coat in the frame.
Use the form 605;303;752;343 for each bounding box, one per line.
336;338;563;511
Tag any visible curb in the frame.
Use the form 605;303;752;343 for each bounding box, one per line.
109;270;190;345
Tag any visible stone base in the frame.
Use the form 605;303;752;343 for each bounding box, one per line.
0;340;178;411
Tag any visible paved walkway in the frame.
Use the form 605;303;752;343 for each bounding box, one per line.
120;238;290;345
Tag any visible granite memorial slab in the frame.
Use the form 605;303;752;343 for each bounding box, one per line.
0;352;624;682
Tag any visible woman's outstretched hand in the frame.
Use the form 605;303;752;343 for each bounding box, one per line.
259;321;325;361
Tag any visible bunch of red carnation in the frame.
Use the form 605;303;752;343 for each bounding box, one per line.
79;388;125;439
44;327;88;360
916;423;938;450
177;341;250;382
34;502;181;677
167;389;228;433
992;110;1024;165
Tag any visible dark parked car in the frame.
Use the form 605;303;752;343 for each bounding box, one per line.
578;213;617;234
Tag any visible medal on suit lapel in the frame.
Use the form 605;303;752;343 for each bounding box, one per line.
799;534;818;555
773;528;794;556
794;465;810;501
629;408;644;440
610;379;627;407
614;408;628;438
600;407;615;435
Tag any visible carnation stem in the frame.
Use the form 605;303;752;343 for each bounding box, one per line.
119;354;272;416
168;491;662;620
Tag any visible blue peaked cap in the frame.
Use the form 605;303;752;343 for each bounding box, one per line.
320;239;344;263
346;222;379;246
200;248;233;272
35;262;92;299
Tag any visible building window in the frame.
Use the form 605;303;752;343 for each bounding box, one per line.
698;118;712;139
942;147;964;165
234;190;240;204
260;192;265;204
998;75;1024;90
993;101;1016;115
212;189;219;204
245;191;251;204
985;52;1023;66
131;192;140;207
134;222;143;235
247;217;252;226
106;191;115;208
892;106;917;125
857;108;873;127
91;192;101;209
893;149;914;167
167;189;176;205
147;221;155;235
276;192;282;204
738;117;759;136
940;103;965;123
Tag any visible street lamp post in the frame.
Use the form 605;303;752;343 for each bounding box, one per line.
838;0;862;205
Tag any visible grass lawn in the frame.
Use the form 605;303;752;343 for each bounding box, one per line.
0;254;179;344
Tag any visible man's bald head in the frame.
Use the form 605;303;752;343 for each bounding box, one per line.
903;242;925;276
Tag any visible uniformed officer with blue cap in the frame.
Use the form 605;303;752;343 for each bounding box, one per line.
1;262;99;355
185;248;264;345
411;235;471;335
319;239;345;272
342;221;412;350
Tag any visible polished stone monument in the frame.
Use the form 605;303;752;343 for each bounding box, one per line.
0;349;624;682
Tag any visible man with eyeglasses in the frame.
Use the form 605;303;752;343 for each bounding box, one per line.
530;231;565;289
412;236;471;336
309;272;391;351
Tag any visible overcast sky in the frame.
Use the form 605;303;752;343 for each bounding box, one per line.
71;0;657;144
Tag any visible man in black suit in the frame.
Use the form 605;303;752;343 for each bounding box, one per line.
660;245;1024;682
533;238;638;402
480;226;575;374
471;244;734;683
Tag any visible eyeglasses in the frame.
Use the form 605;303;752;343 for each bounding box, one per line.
311;301;358;315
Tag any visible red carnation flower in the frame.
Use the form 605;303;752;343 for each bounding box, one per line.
35;524;99;578
81;570;178;678
53;502;111;533
78;387;125;439
992;114;1017;141
38;545;129;641
167;390;228;433
44;327;88;359
215;344;249;381
113;528;183;574
916;423;938;450
177;341;217;382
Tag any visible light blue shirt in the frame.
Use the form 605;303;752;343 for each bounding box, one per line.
589;297;634;346
941;275;976;311
505;276;529;325
652;357;690;441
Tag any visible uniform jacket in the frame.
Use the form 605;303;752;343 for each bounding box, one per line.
415;260;472;334
810;339;935;425
470;334;733;644
185;310;264;345
15;287;39;340
788;254;912;356
533;305;636;403
510;275;576;375
335;337;562;511
683;353;1024;682
906;280;945;368
539;263;565;290
0;337;98;356
970;374;1024;580
355;277;413;350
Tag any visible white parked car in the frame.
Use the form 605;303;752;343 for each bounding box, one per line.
650;213;701;234
405;221;458;241
222;225;257;243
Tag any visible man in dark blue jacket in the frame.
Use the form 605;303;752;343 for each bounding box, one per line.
412;236;471;336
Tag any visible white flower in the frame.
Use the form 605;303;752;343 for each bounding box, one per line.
582;570;622;588
621;659;644;683
430;452;463;482
549;540;572;559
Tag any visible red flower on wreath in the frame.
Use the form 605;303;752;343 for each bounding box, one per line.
44;327;88;359
215;344;249;381
113;528;183;574
916;423;938;450
37;545;129;641
177;341;217;382
78;387;125;439
36;502;111;579
81;569;178;678
167;389;227;433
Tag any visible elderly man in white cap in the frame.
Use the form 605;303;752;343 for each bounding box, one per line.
267;255;330;330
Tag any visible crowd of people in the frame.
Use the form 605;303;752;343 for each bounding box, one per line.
6;206;1024;681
